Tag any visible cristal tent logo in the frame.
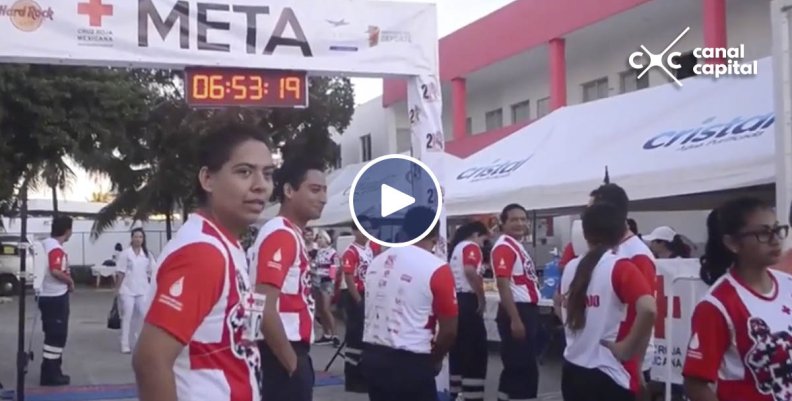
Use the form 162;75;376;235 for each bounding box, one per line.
628;26;758;87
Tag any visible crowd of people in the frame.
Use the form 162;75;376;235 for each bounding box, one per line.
31;122;792;401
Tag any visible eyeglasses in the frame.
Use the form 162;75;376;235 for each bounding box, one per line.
735;225;790;244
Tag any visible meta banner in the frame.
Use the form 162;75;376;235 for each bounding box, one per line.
0;0;438;75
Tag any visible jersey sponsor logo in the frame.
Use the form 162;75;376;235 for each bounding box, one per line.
169;277;184;297
267;249;283;270
158;276;185;312
686;333;703;360
584;294;600;308
744;317;792;400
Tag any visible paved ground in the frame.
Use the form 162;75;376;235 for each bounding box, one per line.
0;288;563;400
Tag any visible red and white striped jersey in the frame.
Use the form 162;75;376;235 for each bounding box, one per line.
449;240;483;293
342;242;373;293
40;237;70;297
144;213;260;401
492;234;540;303
560;251;652;393
682;269;792;401
616;234;658;371
363;246;458;353
248;217;315;344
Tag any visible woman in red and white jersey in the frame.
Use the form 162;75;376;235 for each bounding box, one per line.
557;202;657;401
133;123;275;401
683;197;792;401
447;221;489;401
491;203;542;401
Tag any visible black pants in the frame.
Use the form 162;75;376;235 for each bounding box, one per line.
38;293;70;377
259;341;314;401
561;360;634;401
496;302;539;401
344;295;367;392
449;293;488;401
362;344;437;401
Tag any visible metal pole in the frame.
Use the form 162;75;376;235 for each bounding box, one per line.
16;183;29;401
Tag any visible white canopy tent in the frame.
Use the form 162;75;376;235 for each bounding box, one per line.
258;152;462;226
445;57;775;216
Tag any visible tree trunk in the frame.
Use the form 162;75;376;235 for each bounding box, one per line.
51;185;59;215
165;210;173;240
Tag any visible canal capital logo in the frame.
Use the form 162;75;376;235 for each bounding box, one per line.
1;0;54;32
628;26;758;87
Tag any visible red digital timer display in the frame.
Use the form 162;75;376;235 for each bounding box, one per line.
184;68;308;108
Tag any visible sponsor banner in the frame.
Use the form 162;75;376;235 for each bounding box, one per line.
407;74;448;394
0;0;437;76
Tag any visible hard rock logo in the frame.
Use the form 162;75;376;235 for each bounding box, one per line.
1;0;53;32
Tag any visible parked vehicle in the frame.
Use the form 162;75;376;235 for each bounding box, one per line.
0;235;37;296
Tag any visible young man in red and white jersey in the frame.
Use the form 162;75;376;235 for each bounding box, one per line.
38;215;75;386
448;221;489;401
341;222;375;393
361;206;458;401
590;183;657;395
492;203;542;401
134;124;273;401
249;156;327;401
557;202;657;401
683;197;792;401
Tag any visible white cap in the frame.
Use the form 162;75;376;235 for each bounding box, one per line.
643;226;677;242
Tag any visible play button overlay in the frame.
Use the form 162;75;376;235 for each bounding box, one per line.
381;184;415;217
349;154;442;247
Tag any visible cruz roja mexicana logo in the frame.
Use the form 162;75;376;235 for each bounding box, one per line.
628;26;758;87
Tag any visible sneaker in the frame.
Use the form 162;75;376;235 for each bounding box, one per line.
122;347;131;354
332;336;341;348
315;335;333;345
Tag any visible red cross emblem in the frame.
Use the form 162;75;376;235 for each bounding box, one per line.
246;293;256;309
77;0;113;27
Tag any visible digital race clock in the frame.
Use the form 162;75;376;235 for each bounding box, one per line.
184;68;309;108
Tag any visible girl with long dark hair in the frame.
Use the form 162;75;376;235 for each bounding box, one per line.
115;228;155;354
556;202;656;401
683;197;792;401
448;221;489;401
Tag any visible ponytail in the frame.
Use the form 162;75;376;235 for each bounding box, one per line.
700;208;732;285
699;197;770;285
668;235;691;258
565;245;609;332
449;221;488;262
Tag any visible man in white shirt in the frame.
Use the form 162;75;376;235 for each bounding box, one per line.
38;215;74;386
361;206;459;401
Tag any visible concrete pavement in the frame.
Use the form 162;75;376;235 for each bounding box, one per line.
0;288;563;400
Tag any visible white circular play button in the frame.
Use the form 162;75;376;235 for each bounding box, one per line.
349;154;442;247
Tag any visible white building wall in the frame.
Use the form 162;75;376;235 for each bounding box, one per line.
339;96;397;166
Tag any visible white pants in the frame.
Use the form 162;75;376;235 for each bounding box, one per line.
119;294;145;350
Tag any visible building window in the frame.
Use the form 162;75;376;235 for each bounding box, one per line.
537;97;550;118
333;143;342;168
582;77;609;102
510;100;531;124
465;117;472;135
360;134;372;162
485;108;503;131
619;69;649;94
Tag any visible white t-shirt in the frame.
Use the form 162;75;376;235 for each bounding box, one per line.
449;240;483;293
363;246;458;354
560;251;653;392
117;247;155;296
39;237;70;297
